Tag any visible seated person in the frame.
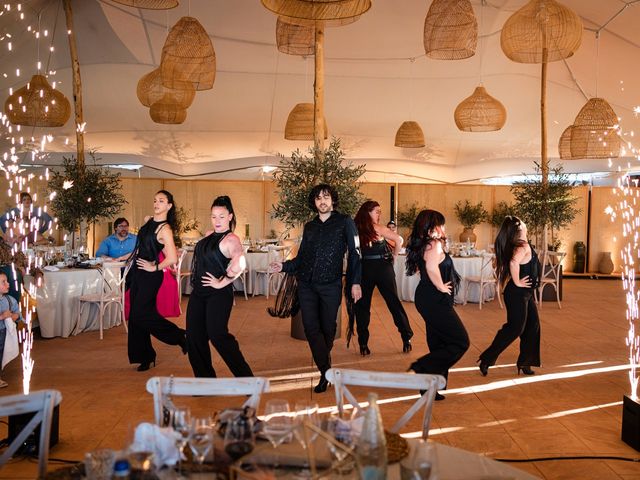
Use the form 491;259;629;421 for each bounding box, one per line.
95;217;137;261
0;192;54;237
0;271;22;388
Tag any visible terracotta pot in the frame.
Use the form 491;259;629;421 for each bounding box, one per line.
598;252;614;274
459;227;476;243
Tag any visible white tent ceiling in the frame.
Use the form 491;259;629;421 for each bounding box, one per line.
1;0;640;183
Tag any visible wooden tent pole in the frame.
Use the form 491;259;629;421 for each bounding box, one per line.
541;47;549;251
313;21;325;160
63;0;85;168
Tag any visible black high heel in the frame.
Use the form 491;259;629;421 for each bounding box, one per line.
314;376;330;393
419;389;445;401
402;340;412;353
137;360;155;372
179;335;188;355
359;345;371;356
517;366;535;376
478;359;489;377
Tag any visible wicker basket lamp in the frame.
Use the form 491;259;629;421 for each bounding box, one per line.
394;121;425;148
500;0;582;63
424;0;477;60
261;0;371;25
137;68;195;108
149;94;188;124
4;74;71;127
284;102;328;140
558;125;577;160
276;16;315;55
161;17;215;91
570;97;620;159
454;86;506;132
111;0;179;9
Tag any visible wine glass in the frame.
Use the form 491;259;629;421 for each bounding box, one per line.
262;400;292;448
224;414;255;461
293;402;320;478
171;408;191;476
325;412;354;474
189;417;214;470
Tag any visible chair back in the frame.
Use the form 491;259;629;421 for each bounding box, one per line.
0;389;62;477
177;249;189;274
479;253;497;282
541;251;565;284
267;245;291;264
325;368;446;439
145;376;270;425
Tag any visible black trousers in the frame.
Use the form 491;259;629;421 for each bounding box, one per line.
186;286;253;378
410;283;469;382
354;259;413;346
479;282;541;367
128;269;185;364
297;279;342;374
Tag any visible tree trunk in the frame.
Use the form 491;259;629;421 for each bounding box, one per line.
313;21;325;162
63;0;85;169
540;48;549;251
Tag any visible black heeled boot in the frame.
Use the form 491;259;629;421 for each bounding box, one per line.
359;345;371;356
314;374;330;393
478;359;489;377
517;366;535;376
137;360;155;372
402;340;412;353
179;334;188;355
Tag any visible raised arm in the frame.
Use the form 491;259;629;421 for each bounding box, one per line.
374;224;404;255
201;233;246;290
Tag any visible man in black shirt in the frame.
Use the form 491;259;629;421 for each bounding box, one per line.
270;184;362;393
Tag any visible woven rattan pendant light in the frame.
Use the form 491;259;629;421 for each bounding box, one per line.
284;103;328;140
276;16;315;56
454;86;506;132
395;121;425;148
137;68;195;108
111;0;179;9
4;74;71;127
262;0;371;25
161;16;215;91
570;98;620;159
149;94;188;124
501;0;582;63
424;0;477;60
558;125;577;160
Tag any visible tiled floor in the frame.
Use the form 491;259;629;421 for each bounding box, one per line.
1;278;640;479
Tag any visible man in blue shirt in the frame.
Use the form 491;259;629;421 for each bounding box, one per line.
0;192;54;237
96;217;137;261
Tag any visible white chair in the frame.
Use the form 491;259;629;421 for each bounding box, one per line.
537;251;566;309
145;376;270;426
176;248;192;300
253;245;291;299
463;253;503;310
0;389;62;478
325;368;446;440
76;263;127;339
233;245;250;303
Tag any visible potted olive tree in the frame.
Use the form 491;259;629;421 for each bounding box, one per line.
454;200;488;243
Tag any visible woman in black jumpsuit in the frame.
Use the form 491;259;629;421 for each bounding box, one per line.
478;216;540;376
186;196;253;378
128;190;186;372
405;210;469;400
353;200;413;355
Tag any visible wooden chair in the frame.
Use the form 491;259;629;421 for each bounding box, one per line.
0;389;62;478
325;368;446;440
176;248;192;300
463;253;503;310
145;376;270;425
233;245;250;304
253;245;291;299
537;251;566;309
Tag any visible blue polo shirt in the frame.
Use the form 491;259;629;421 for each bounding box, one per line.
95;233;137;259
0;294;21;330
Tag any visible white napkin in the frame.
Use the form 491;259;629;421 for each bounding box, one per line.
130;422;180;468
43;266;60;272
2;318;19;369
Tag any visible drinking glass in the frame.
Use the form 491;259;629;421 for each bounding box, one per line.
171;408;191;476
293;402;320;478
325;412;354;474
189;417;214;469
262;400;292;448
224;414;256;460
400;440;438;480
84;448;116;480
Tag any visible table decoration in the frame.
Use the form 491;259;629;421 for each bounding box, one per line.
131;422;181;469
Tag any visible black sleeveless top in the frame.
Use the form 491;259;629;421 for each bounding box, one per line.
361;238;392;261
418;253;461;306
136;219;167;262
514;244;541;290
191;231;231;294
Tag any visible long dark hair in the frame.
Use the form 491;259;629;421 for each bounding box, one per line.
307;184;339;212
156;190;177;230
211;195;237;231
494;215;526;284
354;200;379;246
405;209;446;276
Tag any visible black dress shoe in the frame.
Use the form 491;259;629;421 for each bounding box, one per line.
517;366;535;376
137;360;155;372
402;340;412;353
314;376;330;393
359;345;371;356
478;359;489;377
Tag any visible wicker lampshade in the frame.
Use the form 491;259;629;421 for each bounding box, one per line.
262;0;371;25
284;102;328;140
111;0;179;9
137;68;195;108
558;125;577;159
161;17;216;91
4;74;71;127
570;97;620;159
149;95;188;124
500;0;582;64
394;121;425;148
276;16;315;56
454;86;506;132
423;0;477;60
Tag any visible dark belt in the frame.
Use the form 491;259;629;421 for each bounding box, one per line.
362;254;387;260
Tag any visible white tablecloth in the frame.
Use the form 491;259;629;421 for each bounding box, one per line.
394;255;496;304
388;440;539;479
27;264;123;338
